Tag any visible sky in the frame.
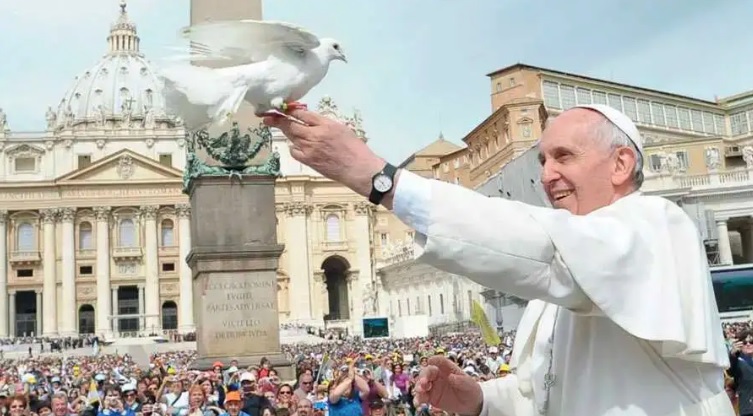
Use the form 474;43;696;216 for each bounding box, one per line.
0;0;752;163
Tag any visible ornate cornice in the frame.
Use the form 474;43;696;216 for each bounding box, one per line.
353;201;374;215
175;203;191;219
284;202;312;216
139;205;159;220
93;206;112;222
59;207;76;222
40;208;58;224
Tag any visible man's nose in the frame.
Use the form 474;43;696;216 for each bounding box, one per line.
540;161;560;186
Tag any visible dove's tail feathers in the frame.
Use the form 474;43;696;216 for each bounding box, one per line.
211;86;250;126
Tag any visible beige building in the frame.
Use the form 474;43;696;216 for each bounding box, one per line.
0;3;387;338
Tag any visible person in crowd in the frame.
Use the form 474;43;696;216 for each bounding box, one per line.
264;104;735;415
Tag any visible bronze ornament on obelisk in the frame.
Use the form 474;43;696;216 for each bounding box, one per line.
186;0;293;379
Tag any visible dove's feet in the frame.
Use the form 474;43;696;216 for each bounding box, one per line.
283;101;307;112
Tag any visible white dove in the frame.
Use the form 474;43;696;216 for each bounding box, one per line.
159;20;347;130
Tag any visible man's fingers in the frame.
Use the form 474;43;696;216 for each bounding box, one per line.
287;109;322;125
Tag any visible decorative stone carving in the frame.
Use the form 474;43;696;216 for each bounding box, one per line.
121;98;134;127
317;96;339;118
705;147;721;170
93;206;111;222
143;107;156;129
96;139;106;149
95;105;107;127
6;144;44;158
353;202;373;215
116;155;135;179
145;138;155;148
59;208;76;222
0;210;7;223
40;209;58;224
45;140;54;150
0;108;7;131
379;240;415;267
45;107;57;130
160;283;177;294
362;282;376;315
176;138;186;148
345;110;367;141
284;202;311;216
139;205;159;220
118;262;137;275
175;203;191;218
63;139;73;148
743;146;753;169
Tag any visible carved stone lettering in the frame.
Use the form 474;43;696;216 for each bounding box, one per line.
200;274;278;351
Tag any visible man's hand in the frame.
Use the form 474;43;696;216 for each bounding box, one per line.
413;356;483;416
263;110;386;200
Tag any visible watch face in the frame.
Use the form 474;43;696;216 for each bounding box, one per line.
373;174;393;193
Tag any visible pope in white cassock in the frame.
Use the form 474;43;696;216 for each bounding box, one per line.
264;104;735;415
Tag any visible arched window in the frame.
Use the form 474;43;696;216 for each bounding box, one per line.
325;214;340;241
79;222;93;250
119;219;136;247
17;223;35;251
160;219;174;247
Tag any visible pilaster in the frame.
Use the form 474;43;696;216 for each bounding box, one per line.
59;207;77;336
140;205;160;332
94;206;112;337
176;203;195;333
40;208;58;336
284;202;313;322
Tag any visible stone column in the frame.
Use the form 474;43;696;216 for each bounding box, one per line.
40;209;58;336
59;208;77;336
176;204;195;333
112;287;119;335
8;291;15;337
94;207;112;337
35;290;42;336
352;203;374;335
717;219;734;266
138;284;145;332
284;202;313;322
0;210;9;338
140;206;160;332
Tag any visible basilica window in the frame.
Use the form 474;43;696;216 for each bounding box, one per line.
14;157;36;173
440;294;445;314
161;219;174;247
427;295;432;316
118;219;136;247
325;214;340;241
16;223;35;251
79;222;93;250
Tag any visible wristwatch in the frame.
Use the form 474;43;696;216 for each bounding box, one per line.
369;163;398;205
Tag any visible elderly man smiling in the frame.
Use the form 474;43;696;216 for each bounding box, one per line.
265;104;734;415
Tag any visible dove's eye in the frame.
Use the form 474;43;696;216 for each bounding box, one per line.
333;44;340;50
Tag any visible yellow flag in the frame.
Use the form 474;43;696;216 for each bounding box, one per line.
87;379;99;404
471;300;501;346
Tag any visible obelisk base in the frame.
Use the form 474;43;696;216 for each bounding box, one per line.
186;175;293;380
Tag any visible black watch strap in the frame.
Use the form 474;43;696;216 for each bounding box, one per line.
368;163;398;205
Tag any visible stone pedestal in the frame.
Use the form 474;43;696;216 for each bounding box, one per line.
186;175;293;379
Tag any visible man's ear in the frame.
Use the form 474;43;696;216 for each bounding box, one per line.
612;147;637;187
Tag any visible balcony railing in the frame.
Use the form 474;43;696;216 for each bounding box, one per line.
642;168;753;193
112;246;143;261
9;250;41;265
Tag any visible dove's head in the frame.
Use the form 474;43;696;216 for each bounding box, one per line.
319;38;347;63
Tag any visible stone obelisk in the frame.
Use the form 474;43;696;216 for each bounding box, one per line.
187;0;293;380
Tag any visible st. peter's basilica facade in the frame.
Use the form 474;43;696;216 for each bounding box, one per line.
0;3;404;338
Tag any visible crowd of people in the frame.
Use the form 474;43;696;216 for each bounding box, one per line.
0;322;746;416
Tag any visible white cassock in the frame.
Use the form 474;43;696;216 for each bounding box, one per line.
392;171;735;416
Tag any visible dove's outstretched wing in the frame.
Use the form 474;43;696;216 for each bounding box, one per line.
179;20;321;64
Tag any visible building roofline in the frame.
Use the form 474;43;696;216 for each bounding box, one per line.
486;63;719;106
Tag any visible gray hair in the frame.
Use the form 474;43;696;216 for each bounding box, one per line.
594;118;644;189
